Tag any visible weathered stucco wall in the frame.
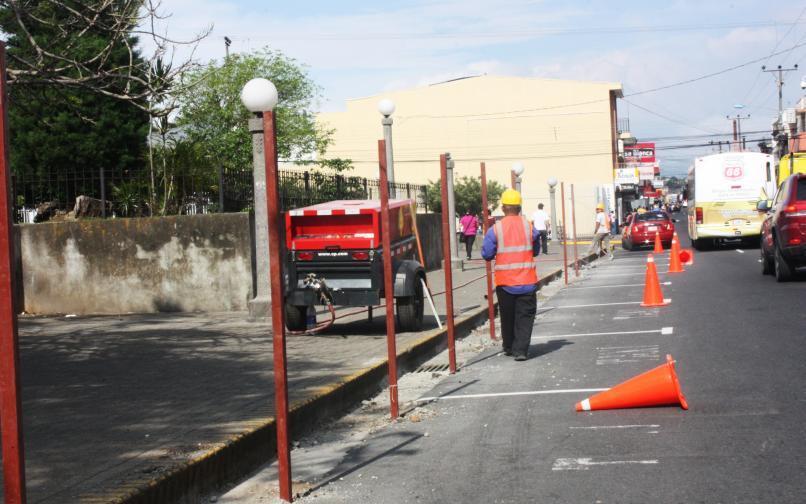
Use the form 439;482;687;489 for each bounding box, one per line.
19;214;253;315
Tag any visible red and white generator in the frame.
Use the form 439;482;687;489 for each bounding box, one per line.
284;199;426;331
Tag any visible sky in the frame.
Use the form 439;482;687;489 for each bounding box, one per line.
142;0;806;177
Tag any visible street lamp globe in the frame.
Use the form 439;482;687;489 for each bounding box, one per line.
547;177;558;188
378;98;396;117
511;162;525;177
240;78;278;113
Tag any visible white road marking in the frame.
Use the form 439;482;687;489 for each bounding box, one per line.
552;301;642;309
596;344;660;365
552;458;659;471
736;249;744;253
571;282;670;289
569;424;660;430
416;388;608;402
532;327;673;341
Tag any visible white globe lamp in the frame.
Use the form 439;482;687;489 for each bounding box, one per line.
378;98;396;117
240;78;278;113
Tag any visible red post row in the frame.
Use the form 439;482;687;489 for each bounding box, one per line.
0;42;27;504
560;182;569;285
480;163;496;341
439;154;457;374
262;110;292;503
378;140;400;419
571;183;579;277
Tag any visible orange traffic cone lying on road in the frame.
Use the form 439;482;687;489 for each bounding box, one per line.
575;355;689;411
668;235;684;273
641;254;670;307
680;248;693;266
653;232;664;253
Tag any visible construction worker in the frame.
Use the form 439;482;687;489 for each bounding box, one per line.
481;189;540;361
589;203;614;260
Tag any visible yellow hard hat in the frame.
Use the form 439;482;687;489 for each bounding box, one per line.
637;208;647;214
501;189;522;206
596;203;605;210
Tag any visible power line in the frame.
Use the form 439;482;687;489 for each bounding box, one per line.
622;99;721;135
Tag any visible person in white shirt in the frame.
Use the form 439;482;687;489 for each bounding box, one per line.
531;203;550;254
589;203;614;260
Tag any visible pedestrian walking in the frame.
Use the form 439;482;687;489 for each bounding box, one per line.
530;202;550;254
459;210;479;259
481;189;540;361
589;203;614;260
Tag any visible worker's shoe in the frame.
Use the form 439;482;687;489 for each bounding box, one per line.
513;354;527;361
503;348;513;356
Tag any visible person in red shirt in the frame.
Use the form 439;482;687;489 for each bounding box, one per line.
459;210;479;259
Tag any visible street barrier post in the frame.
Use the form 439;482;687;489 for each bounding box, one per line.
378;140;400;418
561;182;569;285
571;184;579;277
480;162;496;341
262;109;292;502
0;41;27;504
440;154;458;374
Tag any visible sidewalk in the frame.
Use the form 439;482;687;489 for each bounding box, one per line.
3;258;573;503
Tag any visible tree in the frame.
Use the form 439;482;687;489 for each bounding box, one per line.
2;1;150;207
175;49;332;172
425;176;506;216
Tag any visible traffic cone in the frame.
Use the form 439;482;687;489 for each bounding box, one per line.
641;254;670;307
680;249;693;266
575;355;688;411
668;236;684;273
653;232;664;253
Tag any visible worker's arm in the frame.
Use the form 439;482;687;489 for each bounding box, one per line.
594;216;600;234
532;227;541;257
481;228;497;261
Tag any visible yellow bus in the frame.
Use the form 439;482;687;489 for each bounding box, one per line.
687;152;775;249
777;152;806;186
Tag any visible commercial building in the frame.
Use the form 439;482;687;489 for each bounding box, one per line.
317;75;623;234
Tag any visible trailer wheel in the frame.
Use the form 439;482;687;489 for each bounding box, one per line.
396;275;424;332
285;304;307;331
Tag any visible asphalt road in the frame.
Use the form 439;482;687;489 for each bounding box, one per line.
301;217;806;503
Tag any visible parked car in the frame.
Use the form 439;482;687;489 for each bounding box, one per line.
621;210;675;251
758;173;806;281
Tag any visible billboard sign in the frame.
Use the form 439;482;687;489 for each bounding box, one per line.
614;167;639;184
623;142;656;163
637;164;655;181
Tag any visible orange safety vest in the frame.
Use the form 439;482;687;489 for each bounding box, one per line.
493;215;539;287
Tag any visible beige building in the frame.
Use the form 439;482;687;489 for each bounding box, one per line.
318;75;623;235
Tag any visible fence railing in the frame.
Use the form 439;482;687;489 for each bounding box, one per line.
11;168;429;222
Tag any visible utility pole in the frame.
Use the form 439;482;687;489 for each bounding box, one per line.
762;64;799;114
726;114;749;151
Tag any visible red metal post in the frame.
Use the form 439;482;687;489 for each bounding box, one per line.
440;154;458;374
571;184;579;277
0;42;27;504
510;171;517;189
262;111;292;503
560;182;569;285
480;163;496;341
378;140;399;419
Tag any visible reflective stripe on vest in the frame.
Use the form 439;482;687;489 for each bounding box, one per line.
493;215;538;286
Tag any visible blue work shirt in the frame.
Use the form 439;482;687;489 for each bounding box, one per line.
481;221;540;295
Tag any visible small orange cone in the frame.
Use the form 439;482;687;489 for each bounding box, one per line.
680;248;693;266
653;232;664;253
668;236;684;273
575;355;688;411
641;254;670;307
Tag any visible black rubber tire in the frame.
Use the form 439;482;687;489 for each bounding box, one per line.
285;304;307;331
692;238;703;251
397;276;424;332
761;248;773;275
774;245;793;282
622;239;632;251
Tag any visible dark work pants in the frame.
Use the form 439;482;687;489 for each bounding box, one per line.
496;287;537;357
464;234;476;259
537;230;548;254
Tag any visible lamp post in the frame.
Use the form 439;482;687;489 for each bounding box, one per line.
511;162;525;193
445;153;461;266
547;176;559;243
241;78;293;503
378;98;396;197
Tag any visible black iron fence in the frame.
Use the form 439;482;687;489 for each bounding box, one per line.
11;167;429;223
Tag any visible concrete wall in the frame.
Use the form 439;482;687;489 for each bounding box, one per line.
15;212;445;315
18;214;253;315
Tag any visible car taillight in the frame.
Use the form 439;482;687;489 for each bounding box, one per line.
790;237;803;245
695;207;703;224
297;252;314;261
351;251;369;261
782;203;806;217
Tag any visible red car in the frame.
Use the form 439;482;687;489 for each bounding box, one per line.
621;211;675;251
759;173;806;281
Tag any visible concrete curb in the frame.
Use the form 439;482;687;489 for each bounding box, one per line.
106;255;597;504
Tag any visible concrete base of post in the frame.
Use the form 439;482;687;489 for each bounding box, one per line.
247;296;271;321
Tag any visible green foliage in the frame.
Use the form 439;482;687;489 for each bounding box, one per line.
112;180;147;217
425;176;506;215
0;2;149;202
176;49;332;172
